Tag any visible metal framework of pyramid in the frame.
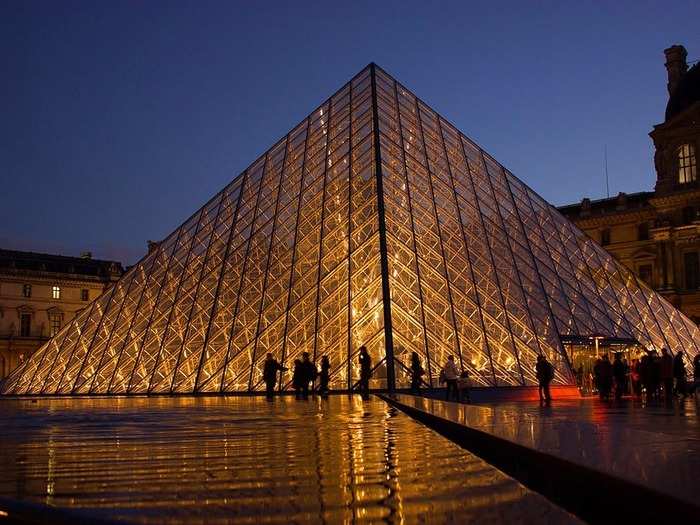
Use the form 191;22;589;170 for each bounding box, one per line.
3;64;699;395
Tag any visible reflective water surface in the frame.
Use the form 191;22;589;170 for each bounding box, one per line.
393;394;700;507
0;395;578;523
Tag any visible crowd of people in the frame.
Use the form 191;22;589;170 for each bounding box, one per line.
261;344;700;405
261;346;373;400
584;349;700;402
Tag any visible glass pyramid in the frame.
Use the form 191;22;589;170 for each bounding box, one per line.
3;64;699;395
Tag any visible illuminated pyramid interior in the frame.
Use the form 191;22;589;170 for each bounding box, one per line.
3;64;699;395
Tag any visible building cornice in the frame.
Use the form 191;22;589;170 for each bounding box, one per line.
0;270;115;286
648;188;700;209
568;208;656;228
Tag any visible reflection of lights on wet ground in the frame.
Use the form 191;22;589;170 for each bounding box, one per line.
0;396;578;523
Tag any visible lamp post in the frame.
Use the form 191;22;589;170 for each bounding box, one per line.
590;335;605;358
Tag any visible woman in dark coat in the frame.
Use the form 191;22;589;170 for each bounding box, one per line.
319;355;330;396
673;351;687;398
358;346;371;398
410;352;424;392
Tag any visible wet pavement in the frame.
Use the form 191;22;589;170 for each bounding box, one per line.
0;395;579;524
388;394;700;509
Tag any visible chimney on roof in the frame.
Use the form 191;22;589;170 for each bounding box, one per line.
81;251;92;259
664;45;688;97
581;198;591;217
615;192;627;211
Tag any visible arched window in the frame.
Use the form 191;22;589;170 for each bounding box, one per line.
678;143;697;184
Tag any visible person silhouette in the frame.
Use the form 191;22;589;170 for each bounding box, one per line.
673;351;687;398
660;348;673;402
358;346;371;398
441;355;459;401
319;355;330;397
410;352;424;393
612;353;626;400
300;352;317;399
262;353;286;400
535;354;554;404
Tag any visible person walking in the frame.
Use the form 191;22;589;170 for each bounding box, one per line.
673;351;687;398
535;354;554;404
597;354;613;401
612;353;626;400
410;352;424;392
300;352;317;399
693;353;700;396
442;355;459;401
319;355;330;397
262;353;286;400
660;348;673;402
358;346;372;398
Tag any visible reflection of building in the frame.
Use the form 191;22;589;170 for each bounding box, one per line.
0;250;123;379
3;64;700;396
559;45;700;323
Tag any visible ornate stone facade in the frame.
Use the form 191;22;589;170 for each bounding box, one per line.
0;250;123;380
560;44;700;324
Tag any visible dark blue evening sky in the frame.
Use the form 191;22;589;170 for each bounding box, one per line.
2;1;699;265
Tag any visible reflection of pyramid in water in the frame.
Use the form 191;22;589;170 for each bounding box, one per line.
4;64;699;395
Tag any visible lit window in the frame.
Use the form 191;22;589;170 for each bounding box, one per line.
52;286;61;299
22;284;32;298
678;144;697;184
601;228;611;246
638;264;652;285
684;252;699;290
49;313;62;337
81;289;89;301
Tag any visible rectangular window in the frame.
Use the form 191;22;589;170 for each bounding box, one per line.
638;264;653;285
22;284;32;298
684;252;700;290
49;313;62;337
678;144;697;184
81;289;89;301
52;285;61;299
601;228;611;246
20;313;31;337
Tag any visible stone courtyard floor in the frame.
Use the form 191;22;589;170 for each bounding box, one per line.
0;395;579;524
384;393;700;522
